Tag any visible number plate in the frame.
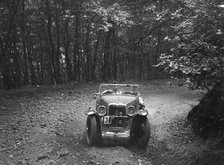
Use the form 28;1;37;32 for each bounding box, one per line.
104;116;111;124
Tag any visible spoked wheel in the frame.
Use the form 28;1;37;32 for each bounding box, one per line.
132;117;150;148
86;116;100;146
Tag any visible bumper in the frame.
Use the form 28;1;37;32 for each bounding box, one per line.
102;130;130;140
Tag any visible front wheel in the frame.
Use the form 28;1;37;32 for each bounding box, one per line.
86;116;99;146
131;117;150;148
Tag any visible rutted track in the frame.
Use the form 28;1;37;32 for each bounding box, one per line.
0;80;205;165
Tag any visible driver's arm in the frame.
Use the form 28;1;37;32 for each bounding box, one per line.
139;97;145;109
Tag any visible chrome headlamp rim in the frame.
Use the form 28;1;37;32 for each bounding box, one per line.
127;105;136;116
97;105;106;116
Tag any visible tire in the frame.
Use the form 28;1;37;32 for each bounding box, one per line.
132;117;150;148
86;116;98;146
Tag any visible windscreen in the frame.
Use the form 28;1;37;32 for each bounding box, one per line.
99;84;139;95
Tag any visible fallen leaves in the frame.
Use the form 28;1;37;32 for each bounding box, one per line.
40;123;47;128
37;154;49;161
57;149;69;158
0;81;205;165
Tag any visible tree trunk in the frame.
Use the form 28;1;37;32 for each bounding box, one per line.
154;0;163;79
85;23;91;81
92;30;101;80
0;0;21;89
73;11;80;81
55;12;61;83
134;43;138;79
13;34;22;87
46;0;56;84
113;51;117;81
27;33;36;86
21;0;29;86
103;25;113;81
112;30;117;80
64;18;73;81
147;48;152;80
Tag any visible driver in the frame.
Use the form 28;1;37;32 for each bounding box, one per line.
113;87;118;93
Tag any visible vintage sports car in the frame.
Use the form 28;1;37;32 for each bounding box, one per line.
85;83;150;148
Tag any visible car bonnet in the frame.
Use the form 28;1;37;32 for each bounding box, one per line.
100;94;137;105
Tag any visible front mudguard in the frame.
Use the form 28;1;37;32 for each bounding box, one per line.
137;109;148;116
131;112;148;129
130;110;149;142
85;108;102;136
85;107;97;116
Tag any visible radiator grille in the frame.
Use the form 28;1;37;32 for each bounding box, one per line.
109;105;126;116
108;105;126;127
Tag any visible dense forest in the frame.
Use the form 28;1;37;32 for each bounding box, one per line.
0;0;224;89
0;1;224;164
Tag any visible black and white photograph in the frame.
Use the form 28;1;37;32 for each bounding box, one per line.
0;0;224;164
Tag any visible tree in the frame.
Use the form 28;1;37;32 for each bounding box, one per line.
156;0;224;89
2;0;222;89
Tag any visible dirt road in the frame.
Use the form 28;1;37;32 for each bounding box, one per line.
0;80;205;165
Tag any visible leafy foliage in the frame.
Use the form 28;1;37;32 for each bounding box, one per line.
0;0;223;89
156;0;224;89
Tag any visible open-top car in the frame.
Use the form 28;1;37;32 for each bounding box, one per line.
85;83;150;148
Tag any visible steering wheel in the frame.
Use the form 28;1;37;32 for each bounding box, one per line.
102;90;113;94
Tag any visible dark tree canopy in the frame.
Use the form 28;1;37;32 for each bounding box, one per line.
0;0;223;89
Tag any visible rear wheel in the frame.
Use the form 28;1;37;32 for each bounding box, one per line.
86;116;99;146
